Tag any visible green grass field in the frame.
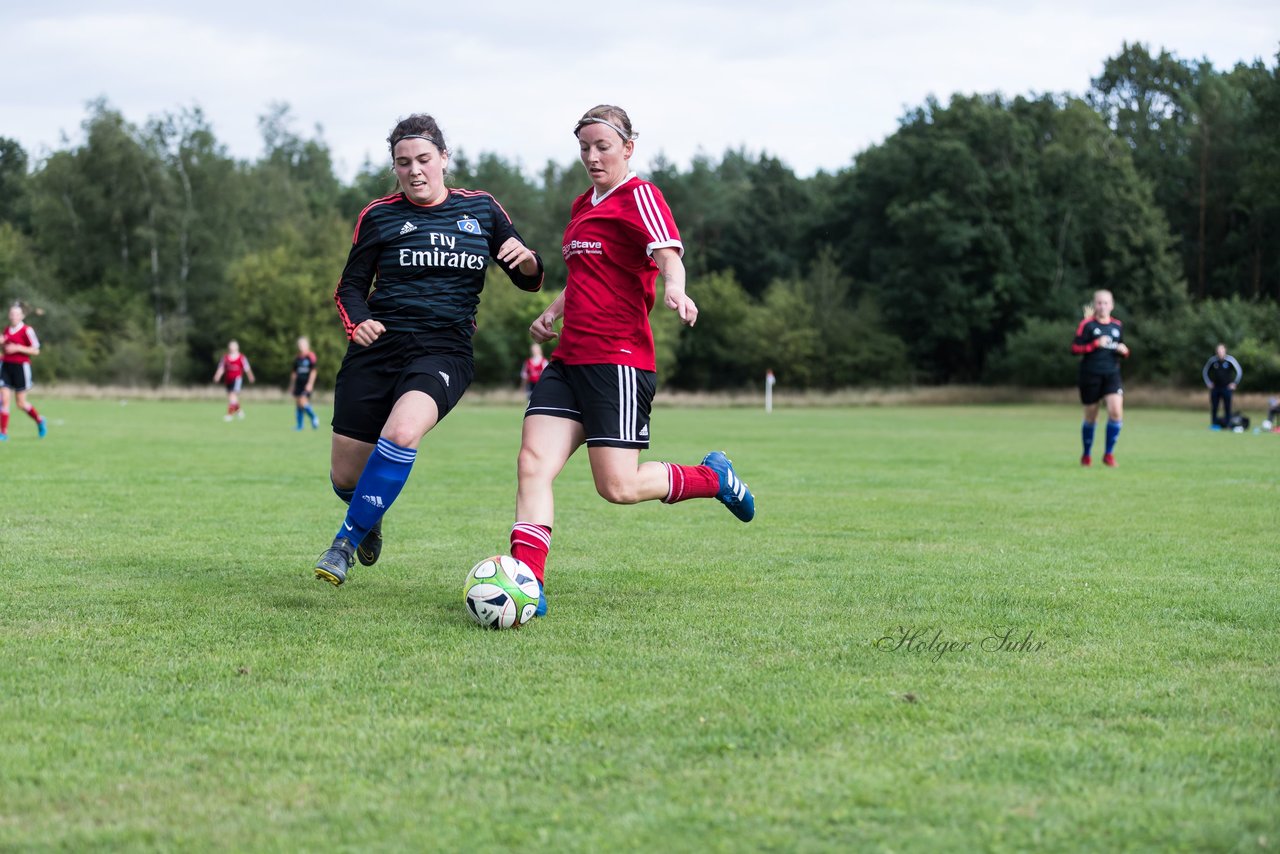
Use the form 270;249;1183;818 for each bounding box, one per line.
2;399;1277;851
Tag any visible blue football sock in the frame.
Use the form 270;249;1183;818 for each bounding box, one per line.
296;407;304;429
1105;420;1122;454
1081;421;1096;456
337;438;416;547
304;404;317;423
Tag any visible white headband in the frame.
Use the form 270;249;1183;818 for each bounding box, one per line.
573;117;636;141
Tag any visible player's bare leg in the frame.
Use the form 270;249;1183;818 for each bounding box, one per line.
586;447;668;505
512;415;584;616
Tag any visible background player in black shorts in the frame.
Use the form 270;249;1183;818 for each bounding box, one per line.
289;336;319;431
313;113;544;586
1;303;47;440
1071;289;1130;467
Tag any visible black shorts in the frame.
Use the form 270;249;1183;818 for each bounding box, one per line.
332;329;474;444
526;361;656;449
0;362;33;392
292;378;312;398
1079;369;1123;405
224;377;244;393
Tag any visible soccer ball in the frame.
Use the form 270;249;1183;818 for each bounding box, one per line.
463;555;541;629
1263;420;1273;431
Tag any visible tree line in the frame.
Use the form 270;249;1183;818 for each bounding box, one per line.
1;43;1278;392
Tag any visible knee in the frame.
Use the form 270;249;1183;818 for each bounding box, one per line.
594;476;640;505
518;445;554;483
380;426;418;448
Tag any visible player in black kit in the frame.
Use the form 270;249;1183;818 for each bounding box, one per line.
1071;290;1129;467
314;113;544;586
290;336;319;431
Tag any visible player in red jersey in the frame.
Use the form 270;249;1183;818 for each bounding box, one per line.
290;336;320;430
212;339;256;421
506;105;756;618
1;303;47;440
520;342;548;400
1072;290;1129;467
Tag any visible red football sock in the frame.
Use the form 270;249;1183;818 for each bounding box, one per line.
510;523;551;585
661;463;721;503
0;409;8;433
24;405;40;422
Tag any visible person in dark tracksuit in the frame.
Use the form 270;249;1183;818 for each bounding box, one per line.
1202;344;1242;429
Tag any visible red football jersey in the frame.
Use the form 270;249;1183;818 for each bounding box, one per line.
2;324;39;364
522;355;548;384
219;353;247;380
553;174;683;371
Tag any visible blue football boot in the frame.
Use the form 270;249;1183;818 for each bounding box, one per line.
702;451;755;523
535;583;547;617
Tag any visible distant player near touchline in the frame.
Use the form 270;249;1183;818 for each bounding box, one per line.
1071;289;1129;467
1;303;48;441
290;336;320;431
312;112;544;587
506;104;756;620
520;342;548;400
212;339;256;421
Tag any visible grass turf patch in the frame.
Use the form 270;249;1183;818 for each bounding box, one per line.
1;400;1276;850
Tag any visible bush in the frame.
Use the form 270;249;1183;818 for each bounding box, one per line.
984;317;1076;387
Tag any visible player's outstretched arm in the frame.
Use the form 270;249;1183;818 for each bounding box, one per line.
654;247;696;327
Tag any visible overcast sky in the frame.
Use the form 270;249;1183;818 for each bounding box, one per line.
2;1;1276;182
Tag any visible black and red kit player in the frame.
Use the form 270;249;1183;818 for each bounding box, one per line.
1071;289;1129;466
313;113;544;586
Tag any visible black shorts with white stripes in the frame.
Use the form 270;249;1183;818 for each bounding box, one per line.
0;361;33;392
525;361;656;449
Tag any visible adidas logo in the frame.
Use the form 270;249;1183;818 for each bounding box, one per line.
639;425;648;437
438;371;450;387
726;471;746;499
362;494;386;509
399;221;417;235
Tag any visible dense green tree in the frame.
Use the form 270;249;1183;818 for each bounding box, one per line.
1224;55;1280;300
222;223;349;386
0;138;30;230
668;270;758;389
1088;44;1280;301
831;92;1185;382
1;54;1275;392
652;150;816;298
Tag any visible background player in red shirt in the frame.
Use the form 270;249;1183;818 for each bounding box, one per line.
520;342;548;400
212;339;256;421
290;336;320;431
1;303;47;440
506;105;756;618
1071;289;1129;466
